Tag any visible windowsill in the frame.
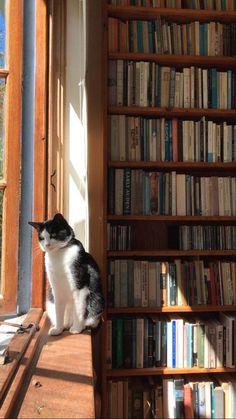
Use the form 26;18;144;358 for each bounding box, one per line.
0;309;95;418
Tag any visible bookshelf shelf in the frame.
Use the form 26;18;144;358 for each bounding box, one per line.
109;52;236;70
108;215;236;222
107;250;236;257
108;161;236;170
108;305;236;314
103;2;236;417
107;367;236;378
108;5;236;23
109;106;236;120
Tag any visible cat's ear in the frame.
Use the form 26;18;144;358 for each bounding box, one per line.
28;221;43;231
53;213;67;224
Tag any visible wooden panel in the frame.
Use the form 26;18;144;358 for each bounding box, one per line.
109;53;236;70
0;0;23;313
109;106;236;120
31;0;47;309
108;305;236;314
108;5;236;23
107;367;236;377
47;0;66;217
17;330;95;419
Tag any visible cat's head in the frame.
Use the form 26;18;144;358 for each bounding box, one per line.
28;213;74;252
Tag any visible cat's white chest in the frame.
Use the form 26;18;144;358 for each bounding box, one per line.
45;245;78;290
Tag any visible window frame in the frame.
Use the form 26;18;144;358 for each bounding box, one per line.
0;0;23;314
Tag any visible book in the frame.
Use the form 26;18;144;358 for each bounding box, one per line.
184;383;194;419
174;378;184;419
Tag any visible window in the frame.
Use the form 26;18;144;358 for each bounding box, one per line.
0;0;22;313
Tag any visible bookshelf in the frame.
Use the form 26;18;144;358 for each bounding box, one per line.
102;1;236;418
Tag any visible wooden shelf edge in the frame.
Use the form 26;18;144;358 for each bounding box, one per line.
107;215;236;221
108;305;236;314
109;106;236;119
108;161;236;169
109;52;236;69
107;250;236;257
107;367;236;377
108;5;236;23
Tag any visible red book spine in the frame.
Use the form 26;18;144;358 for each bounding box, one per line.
184;384;194;419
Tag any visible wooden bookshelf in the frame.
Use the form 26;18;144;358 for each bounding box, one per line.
108;250;236;257
109;106;236;119
102;2;236;418
107;367;236;378
109;52;236;69
108;5;236;23
109;161;236;170
108;215;236;222
108;305;236;314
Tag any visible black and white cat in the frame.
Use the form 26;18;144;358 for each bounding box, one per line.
29;213;104;336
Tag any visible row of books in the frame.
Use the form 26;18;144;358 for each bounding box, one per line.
109;18;236;56
108;375;236;419
107;223;132;250
106;223;236;250
108;259;236;307
109;0;236;10
179;224;236;250
109;60;236;109
109;115;236;162
107;313;236;369
108;169;236;216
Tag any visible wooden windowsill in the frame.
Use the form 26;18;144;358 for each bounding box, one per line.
0;309;95;418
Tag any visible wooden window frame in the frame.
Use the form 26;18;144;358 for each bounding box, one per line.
31;0;47;309
0;0;23;314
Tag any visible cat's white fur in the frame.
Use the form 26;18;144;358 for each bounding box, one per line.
40;229;99;336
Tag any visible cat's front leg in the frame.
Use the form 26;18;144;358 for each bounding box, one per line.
48;296;65;336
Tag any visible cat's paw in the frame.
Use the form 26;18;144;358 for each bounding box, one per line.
69;325;84;334
48;326;63;336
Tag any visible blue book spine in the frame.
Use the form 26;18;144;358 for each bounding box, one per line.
211;68;217;109
131;319;136;368
210;382;215;419
172;320;176;368
200;24;204;56
168;120;173;161
204;23;207;55
188;324;193;367
137;21;144;53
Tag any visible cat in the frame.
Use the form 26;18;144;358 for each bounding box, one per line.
29;213;105;336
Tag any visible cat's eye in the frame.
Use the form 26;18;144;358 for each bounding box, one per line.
51;233;57;238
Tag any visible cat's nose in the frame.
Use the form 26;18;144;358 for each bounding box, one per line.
45;243;51;249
